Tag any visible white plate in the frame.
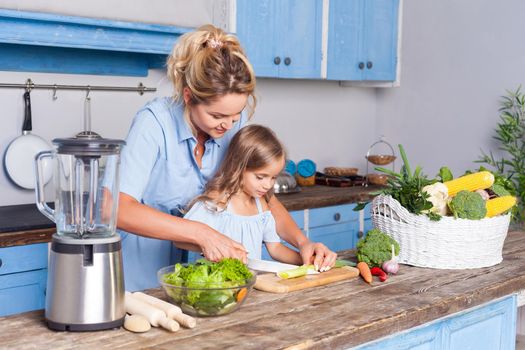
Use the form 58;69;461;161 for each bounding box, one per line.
5;133;53;189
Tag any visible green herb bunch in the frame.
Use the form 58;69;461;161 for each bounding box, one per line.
477;87;524;224
355;144;440;220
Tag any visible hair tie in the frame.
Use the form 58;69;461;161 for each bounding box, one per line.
208;38;223;49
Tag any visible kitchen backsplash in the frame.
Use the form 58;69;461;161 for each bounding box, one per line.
0;70;377;206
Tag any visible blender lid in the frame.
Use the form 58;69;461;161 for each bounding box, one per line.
53;131;125;155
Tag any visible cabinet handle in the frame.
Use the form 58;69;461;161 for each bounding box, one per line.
333;213;341;221
367;61;373;69
274;56;281;65
358;231;364;238
0;258;2;268
358;62;365;70
284;57;291;66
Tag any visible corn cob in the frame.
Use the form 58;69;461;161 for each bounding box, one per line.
443;171;494;197
485;196;517;218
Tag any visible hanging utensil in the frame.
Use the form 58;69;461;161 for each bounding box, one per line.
4;89;52;189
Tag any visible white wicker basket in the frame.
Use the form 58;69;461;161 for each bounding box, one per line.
371;194;511;269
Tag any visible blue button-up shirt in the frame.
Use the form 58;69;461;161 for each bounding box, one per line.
118;97;246;291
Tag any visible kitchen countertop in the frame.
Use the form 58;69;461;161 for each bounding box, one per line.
0;185;379;248
2;230;525;349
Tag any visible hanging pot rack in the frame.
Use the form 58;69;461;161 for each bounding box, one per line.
0;79;156;99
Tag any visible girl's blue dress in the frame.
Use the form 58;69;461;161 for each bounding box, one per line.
184;197;281;259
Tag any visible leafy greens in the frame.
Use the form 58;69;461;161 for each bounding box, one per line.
162;258;253;316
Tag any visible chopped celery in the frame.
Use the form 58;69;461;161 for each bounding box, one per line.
277;265;315;279
334;259;357;267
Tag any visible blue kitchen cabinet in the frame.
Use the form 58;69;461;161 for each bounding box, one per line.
0;243;48;316
327;0;400;81
355;295;516;350
309;204;364;252
236;0;323;79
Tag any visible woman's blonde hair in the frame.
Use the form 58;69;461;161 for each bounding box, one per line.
167;24;257;131
188;124;285;211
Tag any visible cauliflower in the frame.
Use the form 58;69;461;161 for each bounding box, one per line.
448;190;487;220
422;182;449;216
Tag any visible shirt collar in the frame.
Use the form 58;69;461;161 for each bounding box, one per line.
168;99;193;143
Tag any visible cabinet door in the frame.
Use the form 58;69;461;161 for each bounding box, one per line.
236;0;322;79
277;0;323;78
327;0;399;81
445;295;517;350
356;296;516;350
327;0;364;80
236;0;280;77
0;243;48;275
309;204;360;252
362;0;399;80
309;221;358;252
0;269;47;316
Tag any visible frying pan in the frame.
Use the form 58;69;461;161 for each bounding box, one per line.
4;90;52;189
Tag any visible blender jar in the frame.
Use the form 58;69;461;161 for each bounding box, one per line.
35;131;125;239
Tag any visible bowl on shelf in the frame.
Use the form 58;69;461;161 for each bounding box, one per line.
158;265;257;317
274;172;301;194
367;173;390;186
366;154;396;166
324;167;358;177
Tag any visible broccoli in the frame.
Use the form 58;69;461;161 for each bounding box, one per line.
356;229;400;267
448;190;487;220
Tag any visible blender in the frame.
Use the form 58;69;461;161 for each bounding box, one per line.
34;130;126;331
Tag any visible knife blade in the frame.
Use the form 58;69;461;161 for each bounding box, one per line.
247;258;319;275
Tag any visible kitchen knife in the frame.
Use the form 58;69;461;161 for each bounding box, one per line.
247;258;319;275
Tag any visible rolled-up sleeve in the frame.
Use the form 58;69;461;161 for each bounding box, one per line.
119;109;164;202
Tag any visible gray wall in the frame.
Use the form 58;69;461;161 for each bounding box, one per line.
0;72;376;206
3;0;521;206
376;0;525;178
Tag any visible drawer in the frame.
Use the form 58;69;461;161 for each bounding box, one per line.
309;204;358;228
309;223;358;252
0;268;47;316
0;243;48;275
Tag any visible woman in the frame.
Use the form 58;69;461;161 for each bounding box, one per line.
117;25;336;291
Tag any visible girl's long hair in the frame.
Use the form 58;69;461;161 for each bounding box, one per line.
188;124;285;211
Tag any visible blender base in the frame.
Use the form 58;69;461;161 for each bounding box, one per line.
46;317;125;332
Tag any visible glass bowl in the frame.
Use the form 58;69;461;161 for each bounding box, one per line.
157;265;257;317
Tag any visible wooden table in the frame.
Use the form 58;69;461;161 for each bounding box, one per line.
1;231;525;349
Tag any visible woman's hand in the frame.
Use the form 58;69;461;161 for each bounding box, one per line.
196;223;248;263
298;241;337;272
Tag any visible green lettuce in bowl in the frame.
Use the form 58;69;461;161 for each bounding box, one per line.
158;258;256;317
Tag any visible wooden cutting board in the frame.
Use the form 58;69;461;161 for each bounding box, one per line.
254;266;360;293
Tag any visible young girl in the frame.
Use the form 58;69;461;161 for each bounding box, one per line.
184;124;303;264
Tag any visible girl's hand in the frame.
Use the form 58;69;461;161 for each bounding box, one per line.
196;224;248;263
298;241;337;272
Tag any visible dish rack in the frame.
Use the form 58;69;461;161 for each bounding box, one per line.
365;136;396;186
